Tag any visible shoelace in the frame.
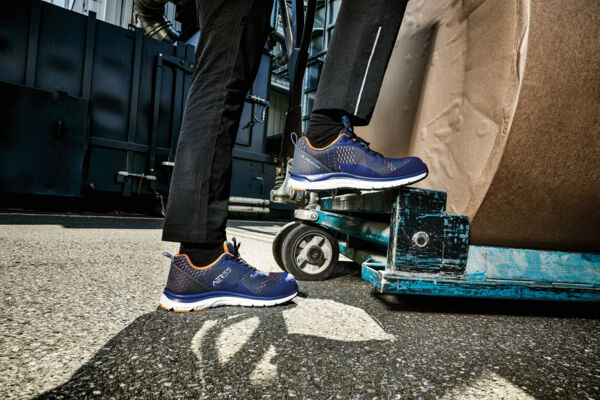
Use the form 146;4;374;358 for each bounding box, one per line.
343;130;383;157
340;115;383;157
229;237;256;271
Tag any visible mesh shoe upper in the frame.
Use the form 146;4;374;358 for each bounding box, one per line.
292;131;426;179
166;240;297;299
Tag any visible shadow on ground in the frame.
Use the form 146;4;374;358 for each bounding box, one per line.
36;271;600;400
0;213;164;229
373;292;600;319
36;301;397;399
0;213;288;231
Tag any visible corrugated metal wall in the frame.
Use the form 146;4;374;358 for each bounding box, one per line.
1;1;276;201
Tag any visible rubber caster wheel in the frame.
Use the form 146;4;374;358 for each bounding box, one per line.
281;224;339;281
272;221;301;272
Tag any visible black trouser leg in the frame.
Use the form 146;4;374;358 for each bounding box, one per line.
304;109;346;147
310;0;408;130
162;0;273;244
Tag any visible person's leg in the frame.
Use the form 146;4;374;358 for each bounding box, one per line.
304;0;409;147
290;0;427;191
159;0;298;311
162;0;273;265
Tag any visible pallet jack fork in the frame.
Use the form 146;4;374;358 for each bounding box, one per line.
272;187;600;302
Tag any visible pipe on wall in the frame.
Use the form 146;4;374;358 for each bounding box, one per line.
135;0;180;43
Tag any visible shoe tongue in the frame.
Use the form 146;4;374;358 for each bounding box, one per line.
341;115;353;132
224;241;236;254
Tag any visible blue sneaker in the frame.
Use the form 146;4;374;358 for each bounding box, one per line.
159;239;298;311
288;116;428;191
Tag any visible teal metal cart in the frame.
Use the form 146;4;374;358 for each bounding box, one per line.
272;188;600;302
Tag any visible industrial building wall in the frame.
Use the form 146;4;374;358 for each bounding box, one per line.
1;1;275;203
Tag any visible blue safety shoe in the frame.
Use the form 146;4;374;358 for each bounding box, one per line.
288;116;428;191
159;239;298;311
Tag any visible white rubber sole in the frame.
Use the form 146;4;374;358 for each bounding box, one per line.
158;292;298;312
287;171;428;191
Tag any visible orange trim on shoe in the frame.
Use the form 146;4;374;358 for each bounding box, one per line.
173;251;230;270
304;131;346;151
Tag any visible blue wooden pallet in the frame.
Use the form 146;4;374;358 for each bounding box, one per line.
315;188;600;302
362;246;600;302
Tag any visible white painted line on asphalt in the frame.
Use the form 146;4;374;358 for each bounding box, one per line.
282;298;395;342
225;228;277;243
249;345;278;384
217;316;260;364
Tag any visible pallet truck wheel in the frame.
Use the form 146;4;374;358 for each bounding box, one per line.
281;224;339;281
272;221;301;272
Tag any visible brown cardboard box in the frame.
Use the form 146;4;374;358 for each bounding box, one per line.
358;0;600;252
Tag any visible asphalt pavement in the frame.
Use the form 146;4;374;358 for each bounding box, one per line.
0;213;599;400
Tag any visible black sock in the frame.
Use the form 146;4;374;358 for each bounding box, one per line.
304;110;346;148
179;242;224;266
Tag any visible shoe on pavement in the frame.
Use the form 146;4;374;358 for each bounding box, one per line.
288;116;428;191
159;239;298;312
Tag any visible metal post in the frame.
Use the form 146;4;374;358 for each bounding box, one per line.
81;11;96;98
25;0;42;87
148;53;164;179
278;0;316;164
124;28;144;196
